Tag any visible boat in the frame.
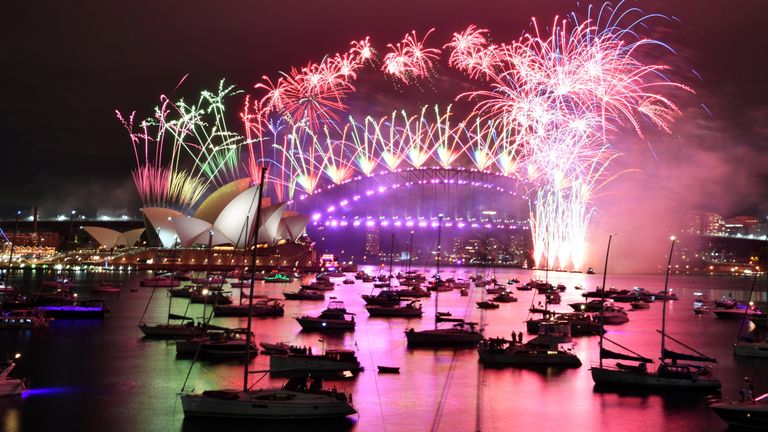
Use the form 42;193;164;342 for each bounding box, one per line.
478;321;581;368
342;278;355;285
654;290;678;301
734;340;768;358
138;284;206;338
189;287;232;305
714;296;738;308
176;330;258;359
476;301;499;309
377;366;400;374
181;374;356;419
296;301;356;331
365;300;423;318
713;305;763;319
590;236;721;391
259;342;305;356
301;280;335;291
630;301;650;310
594;304;629;325
0;281;16;293
508;278;520;285
710;392;768;429
140;276;180;287
392;286;430;298
361;290;401;306
269;349;363;377
0;357;28;397
526;312;603;336
570;299;611;312
753;313;768;328
283;288;325;301
404;216;483;348
213;298;285;317
0;309;50;330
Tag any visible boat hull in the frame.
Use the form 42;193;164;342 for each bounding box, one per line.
405;329;483;347
295;318;355;331
181;390;356;419
590;367;721;390
138;324;201;338
479;351;581;367
269;355;362;375
734;342;768;358
0;380;26;397
710;402;768;429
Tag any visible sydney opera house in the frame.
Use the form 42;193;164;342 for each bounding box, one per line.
82;179;314;270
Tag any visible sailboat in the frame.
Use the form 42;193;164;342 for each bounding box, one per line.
138;285;204;339
733;257;768;358
180;168;356;419
405;215;483;348
590;236;721;390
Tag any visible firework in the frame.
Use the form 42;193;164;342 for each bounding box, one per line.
382;29;441;84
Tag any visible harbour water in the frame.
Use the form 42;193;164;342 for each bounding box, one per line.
1;267;765;431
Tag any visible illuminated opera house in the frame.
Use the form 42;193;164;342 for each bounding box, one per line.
83;179;314;270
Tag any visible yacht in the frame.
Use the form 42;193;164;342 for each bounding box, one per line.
269;349;363;377
176;330;258;359
296;301;355;331
181;375;356;419
712;305;763;319
139;319;204;338
365;300;423;318
213;298;284;317
478;322;581;367
283;288;325;301
405;322;483;347
595;304;630;325
733;341;768;358
361;290;401;306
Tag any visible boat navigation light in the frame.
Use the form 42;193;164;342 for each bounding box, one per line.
14;353;21;359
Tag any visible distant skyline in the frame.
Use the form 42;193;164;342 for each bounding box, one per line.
3;0;768;221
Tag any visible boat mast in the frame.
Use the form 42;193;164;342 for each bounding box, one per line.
435;214;443;330
388;232;395;280
599;234;614;369
660;236;676;359
407;230;414;273
244;166;268;393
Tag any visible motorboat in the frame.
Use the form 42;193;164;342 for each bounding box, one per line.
570;299;611;312
301;280;335;291
654;290;678;301
260;342;305;356
630;301;650;310
492;292;517;303
296;301;356;331
264;274;292;283
0;309;50;330
269;349;362;377
405;322;483;347
0;358;28;397
545;291;561;305
361;290;401;306
595;304;630;325
181;374;356;419
189;288;232;305
710;392;768;429
283;288;325;301
377;366;400;374
365;300;423;318
476;301;499;309
342;278;355;285
478;322;581;368
36;299;107;318
138;316;206;338
176;331;258;359
733;340;768;358
526;313;604;336
392;286;431;298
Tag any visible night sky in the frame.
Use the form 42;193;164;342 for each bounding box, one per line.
3;0;768;221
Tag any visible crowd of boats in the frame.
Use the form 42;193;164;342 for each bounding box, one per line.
2;258;767;426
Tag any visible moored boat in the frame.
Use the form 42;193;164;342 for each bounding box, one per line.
296;301;355;331
709;392;768;429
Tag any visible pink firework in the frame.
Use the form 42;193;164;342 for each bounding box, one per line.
382;29;441;84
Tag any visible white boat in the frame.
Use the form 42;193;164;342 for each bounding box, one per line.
713;305;763;319
296;301;355;331
710;392;768;429
0;359;28;397
590;237;721;391
180;168;355;420
269;349;362;376
595;304;629;325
